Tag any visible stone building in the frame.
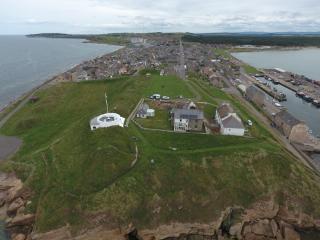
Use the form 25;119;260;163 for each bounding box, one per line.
246;85;266;108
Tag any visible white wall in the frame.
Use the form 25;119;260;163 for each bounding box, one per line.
221;127;245;136
174;119;188;132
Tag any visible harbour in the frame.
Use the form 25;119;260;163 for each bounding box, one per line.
252;73;320;137
233;50;320;137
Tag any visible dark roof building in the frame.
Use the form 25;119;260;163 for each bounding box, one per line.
274;110;302;138
171;108;204;120
171;108;204;132
246;85;266;107
275;110;301;127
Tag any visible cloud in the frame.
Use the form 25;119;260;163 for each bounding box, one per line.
0;0;319;34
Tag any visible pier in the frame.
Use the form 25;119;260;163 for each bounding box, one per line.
262;71;298;93
262;69;320;104
253;82;287;102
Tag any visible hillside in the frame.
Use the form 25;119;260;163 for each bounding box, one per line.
182;33;320;46
1;72;320;238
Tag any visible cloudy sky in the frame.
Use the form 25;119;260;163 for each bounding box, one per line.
1;0;319;34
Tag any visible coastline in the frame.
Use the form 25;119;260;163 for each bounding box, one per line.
0;44;124;239
0;45;124;123
230;45;320;53
1;38;320;239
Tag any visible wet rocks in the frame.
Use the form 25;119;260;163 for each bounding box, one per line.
7;214;35;227
283;226;300;240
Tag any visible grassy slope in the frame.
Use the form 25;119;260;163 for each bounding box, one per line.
243;64;261;75
90;36;130;46
1;73;320;233
214;47;261;75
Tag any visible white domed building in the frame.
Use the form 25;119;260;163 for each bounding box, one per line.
90;113;125;131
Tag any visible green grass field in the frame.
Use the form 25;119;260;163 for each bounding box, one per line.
242;64;261;75
143;71;194;98
90;35;130;46
214;48;231;59
135;101;171;130
1;72;320;233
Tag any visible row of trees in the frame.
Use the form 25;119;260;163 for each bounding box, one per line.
182;34;320;47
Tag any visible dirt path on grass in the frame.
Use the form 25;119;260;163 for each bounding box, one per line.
125;98;144;127
0;136;22;161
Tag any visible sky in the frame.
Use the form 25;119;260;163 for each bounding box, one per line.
1;0;320;34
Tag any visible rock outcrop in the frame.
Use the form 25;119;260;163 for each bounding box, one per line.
0;172;33;239
2;173;320;240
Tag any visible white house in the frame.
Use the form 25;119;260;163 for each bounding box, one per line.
171;108;204;132
215;103;245;136
90;113;125;130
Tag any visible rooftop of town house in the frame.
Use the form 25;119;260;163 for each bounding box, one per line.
222;114;244;129
217;103;234;119
275;110;302;127
171;108;204;120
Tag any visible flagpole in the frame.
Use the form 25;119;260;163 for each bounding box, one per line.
105;92;108;113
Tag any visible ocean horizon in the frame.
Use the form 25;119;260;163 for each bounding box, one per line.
0;35;121;110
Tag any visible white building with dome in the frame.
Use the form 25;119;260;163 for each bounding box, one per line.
90;113;125;130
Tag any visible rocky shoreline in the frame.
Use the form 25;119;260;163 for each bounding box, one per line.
0;172;34;240
4;196;318;240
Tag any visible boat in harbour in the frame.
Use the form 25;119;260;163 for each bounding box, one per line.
303;95;313;102
312;100;320;108
296;92;305;98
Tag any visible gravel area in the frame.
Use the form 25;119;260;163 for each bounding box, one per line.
0;136;22;161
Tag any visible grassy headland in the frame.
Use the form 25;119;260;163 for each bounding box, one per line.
1;71;320;233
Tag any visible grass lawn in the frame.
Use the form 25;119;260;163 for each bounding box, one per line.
214;48;231;59
90;35;130;46
200;103;216;120
243;64;261;75
1;71;320;232
143;72;194;99
135;101;171;130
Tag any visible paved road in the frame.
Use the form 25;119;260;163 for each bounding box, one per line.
0;78;54;161
0;136;22;161
0;93;29;161
178;40;186;80
0;95;31;129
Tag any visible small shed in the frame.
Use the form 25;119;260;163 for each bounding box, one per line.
136;103;155;118
147;109;155;117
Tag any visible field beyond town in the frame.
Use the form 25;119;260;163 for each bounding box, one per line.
1;71;320;233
